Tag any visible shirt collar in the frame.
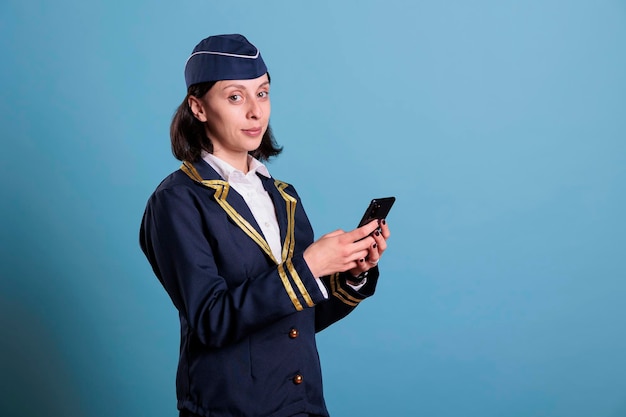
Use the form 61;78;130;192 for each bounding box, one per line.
201;152;271;183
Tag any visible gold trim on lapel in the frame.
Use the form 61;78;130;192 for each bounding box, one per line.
182;161;276;262
181;161;315;311
278;263;303;311
274;180;314;308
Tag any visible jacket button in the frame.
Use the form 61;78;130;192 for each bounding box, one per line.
293;374;303;385
289;328;299;339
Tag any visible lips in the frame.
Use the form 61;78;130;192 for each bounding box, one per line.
242;127;263;137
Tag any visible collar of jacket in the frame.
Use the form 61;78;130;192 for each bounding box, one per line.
180;159;297;265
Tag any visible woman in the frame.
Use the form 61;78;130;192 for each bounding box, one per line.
140;34;391;417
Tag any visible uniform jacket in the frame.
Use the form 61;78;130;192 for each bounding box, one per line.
140;158;379;417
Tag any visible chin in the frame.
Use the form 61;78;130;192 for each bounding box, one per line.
247;139;264;151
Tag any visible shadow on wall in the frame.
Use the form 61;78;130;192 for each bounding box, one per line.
0;290;85;416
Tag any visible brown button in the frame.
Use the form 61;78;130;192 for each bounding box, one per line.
289;328;299;339
293;374;303;385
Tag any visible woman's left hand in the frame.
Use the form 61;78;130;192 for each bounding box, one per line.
348;219;391;278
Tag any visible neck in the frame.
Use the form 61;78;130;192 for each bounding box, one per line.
213;150;250;174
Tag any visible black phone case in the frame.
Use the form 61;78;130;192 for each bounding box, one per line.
357;197;396;227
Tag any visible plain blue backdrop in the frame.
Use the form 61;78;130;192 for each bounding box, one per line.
1;1;625;416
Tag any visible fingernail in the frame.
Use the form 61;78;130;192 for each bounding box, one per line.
359;258;364;263
372;243;377;249
381;219;386;225
374;230;380;237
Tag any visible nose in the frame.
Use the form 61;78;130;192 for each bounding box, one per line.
247;99;262;120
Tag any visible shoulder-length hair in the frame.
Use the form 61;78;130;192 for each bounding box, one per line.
170;74;282;162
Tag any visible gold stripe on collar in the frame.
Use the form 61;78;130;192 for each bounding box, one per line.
181;161;277;262
181;161;204;183
274;181;296;260
181;161;313;310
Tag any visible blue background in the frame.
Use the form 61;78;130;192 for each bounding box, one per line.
1;1;625;416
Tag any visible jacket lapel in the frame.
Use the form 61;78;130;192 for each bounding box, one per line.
181;160;276;262
191;159;263;229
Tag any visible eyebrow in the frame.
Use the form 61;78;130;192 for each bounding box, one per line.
221;81;270;91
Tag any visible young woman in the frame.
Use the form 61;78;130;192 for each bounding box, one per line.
140;34;391;417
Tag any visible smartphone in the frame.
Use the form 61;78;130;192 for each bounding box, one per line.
357;197;396;227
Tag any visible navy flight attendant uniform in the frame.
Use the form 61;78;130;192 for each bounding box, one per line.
140;158;380;417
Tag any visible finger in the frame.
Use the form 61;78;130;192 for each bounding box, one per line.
366;242;380;265
366;258;380;269
379;219;391;239
348;259;367;276
343;257;366;275
349;245;379;273
350;235;376;253
346;220;379;242
357;257;368;270
372;228;387;252
355;244;373;262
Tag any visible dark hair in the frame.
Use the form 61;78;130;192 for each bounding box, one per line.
170;74;282;162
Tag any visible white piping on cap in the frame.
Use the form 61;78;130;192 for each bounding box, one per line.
184;49;260;67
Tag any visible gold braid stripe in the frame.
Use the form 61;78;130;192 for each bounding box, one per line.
181;161;204;182
182;162;277;263
287;258;314;307
210;182;278;263
181;162;308;310
330;273;360;307
274;181;296;260
275;181;314;307
278;263;304;311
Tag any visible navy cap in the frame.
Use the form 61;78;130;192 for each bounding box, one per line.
184;34;267;88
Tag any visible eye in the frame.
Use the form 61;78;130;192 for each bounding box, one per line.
228;94;242;102
257;91;269;99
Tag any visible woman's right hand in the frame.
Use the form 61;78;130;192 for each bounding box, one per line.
303;220;379;278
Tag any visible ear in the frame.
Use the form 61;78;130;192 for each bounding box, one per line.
188;96;208;122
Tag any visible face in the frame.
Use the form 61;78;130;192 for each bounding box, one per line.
189;74;270;165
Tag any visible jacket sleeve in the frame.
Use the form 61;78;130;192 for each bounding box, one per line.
139;184;327;348
279;184;382;333
314;268;380;332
